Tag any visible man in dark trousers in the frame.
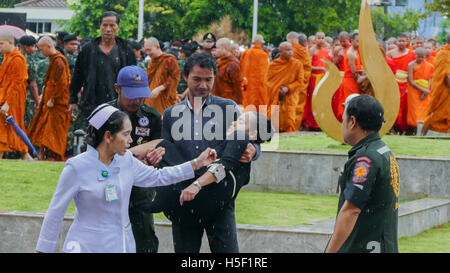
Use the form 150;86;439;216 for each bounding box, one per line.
326;95;400;253
160;52;260;253
108;65;163;252
69;11;136;128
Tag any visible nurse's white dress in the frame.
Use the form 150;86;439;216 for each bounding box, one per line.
36;145;195;253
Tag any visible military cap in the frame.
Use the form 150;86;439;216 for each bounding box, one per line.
203;32;216;42
56;31;69;41
19;35;37;46
63;34;78;43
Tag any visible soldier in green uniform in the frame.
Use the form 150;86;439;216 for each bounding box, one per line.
35;51;49;93
326;95;400;253
62;34;78;76
108;65;163;253
19;35;40;128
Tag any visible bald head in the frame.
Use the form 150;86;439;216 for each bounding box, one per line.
298;33;307;46
286;32;299;43
316;32;326;47
216;38;232;51
37;36;56;57
252;34;265;45
144;37;162;58
415;47;426;56
279;42;293;60
38;36;55;47
0;31;15;53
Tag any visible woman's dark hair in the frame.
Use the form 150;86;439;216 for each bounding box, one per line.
100;11;120;25
248;112;274;144
345;95;385;132
184;52;217;77
85;109;128;148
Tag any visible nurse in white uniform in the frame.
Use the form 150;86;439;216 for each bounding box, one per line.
35;104;216;253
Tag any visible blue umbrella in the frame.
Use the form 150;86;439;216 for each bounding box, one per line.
5;115;38;157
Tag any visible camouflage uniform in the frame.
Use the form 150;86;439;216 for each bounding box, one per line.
177;59;187;94
136;58;146;70
24;53;40;128
63;49;78;76
35;52;49;94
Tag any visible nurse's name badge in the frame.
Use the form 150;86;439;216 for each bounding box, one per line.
138;116;149;127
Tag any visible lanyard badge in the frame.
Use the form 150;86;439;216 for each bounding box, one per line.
105;183;119;202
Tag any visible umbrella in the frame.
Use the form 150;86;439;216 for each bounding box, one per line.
0;24;26;39
5;115;38;157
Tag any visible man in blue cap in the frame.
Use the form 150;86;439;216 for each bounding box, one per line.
108;65;163;253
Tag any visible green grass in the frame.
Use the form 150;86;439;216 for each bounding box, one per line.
263;133;450;157
399;222;450;253
0;160;338;226
1;159;449;252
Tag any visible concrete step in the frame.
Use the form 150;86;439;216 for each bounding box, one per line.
0;198;448;253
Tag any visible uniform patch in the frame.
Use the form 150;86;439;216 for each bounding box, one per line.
138;116;149;127
356;156;372;163
352;161;370;184
136;127;150;136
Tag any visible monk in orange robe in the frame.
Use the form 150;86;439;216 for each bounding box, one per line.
302;32;330;130
424;41;435;65
212;38;243;105
406;47;434;131
387;34;416;133
0;31;32;160
287;32;311;129
422;36;450;135
144;37;180;114
240;34;269;109
265;42;304;132
28;36;71;161
336;33;362;122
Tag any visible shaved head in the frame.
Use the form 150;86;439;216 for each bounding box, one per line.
252;34;265;45
144;37;160;48
0;31;14;42
286;32;299;43
298;33;307;46
415;47;426;55
279;41;293;60
216;38;232;51
144;37;162;58
0;31;15;53
38;36;55;47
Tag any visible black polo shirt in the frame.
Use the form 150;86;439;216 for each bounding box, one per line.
108;99;162;146
335;133;400;253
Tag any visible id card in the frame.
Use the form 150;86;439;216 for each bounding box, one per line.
105;183;119;202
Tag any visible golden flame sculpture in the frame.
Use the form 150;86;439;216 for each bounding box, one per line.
311;0;400;143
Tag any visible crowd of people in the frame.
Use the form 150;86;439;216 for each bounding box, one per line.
0;10;449;254
1;10;449;160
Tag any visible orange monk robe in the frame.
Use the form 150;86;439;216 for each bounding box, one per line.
28;52;71;159
212;55;243;105
145;53;180;114
240;45;269;109
406;60;434;127
0;47;28;153
423;44;450;133
265;58;304;132
331;46;349;121
426;55;435;65
391;49;416;131
302;48;330;129
292;43;312;129
336;48;363;121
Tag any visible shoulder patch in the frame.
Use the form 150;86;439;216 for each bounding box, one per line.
377;146;390;154
352;161;371;184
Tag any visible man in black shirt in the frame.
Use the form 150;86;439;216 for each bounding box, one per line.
69;11;136;128
325;95;400;253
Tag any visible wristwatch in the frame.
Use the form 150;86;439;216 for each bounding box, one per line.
193;180;202;190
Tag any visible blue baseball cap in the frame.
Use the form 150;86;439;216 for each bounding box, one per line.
117;66;151;100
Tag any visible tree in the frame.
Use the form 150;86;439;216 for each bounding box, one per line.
0;0;23;8
425;0;449;18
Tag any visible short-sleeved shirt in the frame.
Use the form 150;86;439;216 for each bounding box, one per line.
335;133;400;253
108;99;162;146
